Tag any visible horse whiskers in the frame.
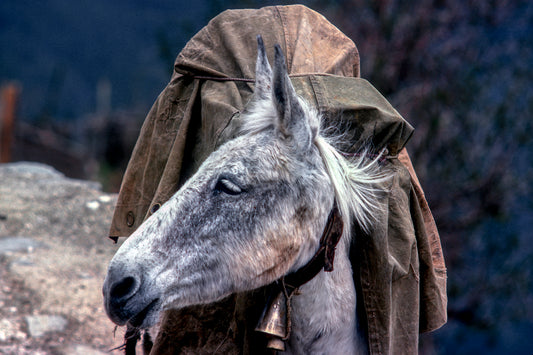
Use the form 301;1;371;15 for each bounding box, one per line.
107;326;153;355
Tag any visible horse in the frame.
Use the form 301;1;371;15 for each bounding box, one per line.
103;36;389;354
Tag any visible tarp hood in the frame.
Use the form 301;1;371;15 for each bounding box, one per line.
174;5;360;79
173;5;412;156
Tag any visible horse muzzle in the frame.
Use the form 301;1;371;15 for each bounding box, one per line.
102;264;160;328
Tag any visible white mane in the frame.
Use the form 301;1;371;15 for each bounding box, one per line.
240;95;389;239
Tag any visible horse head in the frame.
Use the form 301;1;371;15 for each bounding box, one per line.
103;37;384;336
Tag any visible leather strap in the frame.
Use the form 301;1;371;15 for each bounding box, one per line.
283;199;343;291
255;200;344;344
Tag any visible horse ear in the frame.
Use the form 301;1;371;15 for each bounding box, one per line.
272;44;313;150
253;35;272;100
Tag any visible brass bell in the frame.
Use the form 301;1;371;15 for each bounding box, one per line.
255;290;288;351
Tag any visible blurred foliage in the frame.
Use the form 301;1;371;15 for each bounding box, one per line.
303;0;533;353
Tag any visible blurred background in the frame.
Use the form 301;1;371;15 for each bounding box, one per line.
1;0;532;353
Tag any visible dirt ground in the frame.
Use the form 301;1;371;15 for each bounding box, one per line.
0;162;134;354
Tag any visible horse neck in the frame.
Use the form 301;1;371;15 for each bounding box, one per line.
287;237;363;354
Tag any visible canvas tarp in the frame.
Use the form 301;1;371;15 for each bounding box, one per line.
108;5;446;354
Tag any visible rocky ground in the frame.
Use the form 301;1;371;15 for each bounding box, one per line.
0;162;132;354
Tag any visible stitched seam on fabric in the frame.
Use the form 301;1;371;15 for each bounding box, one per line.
361;246;382;355
214;110;240;148
192;73;347;83
275;6;291;72
309;75;328;113
192;76;254;82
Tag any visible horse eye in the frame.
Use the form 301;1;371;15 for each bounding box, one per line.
214;178;242;195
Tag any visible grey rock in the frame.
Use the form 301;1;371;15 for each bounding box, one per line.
0;161;102;191
25;315;68;337
0;237;46;255
3;162;65;179
0;318;27;342
0;162;120;351
59;344;109;355
10;257;35;266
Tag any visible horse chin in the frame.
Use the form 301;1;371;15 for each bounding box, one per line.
126;298;162;329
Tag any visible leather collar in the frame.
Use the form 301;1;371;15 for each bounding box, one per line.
255;200;344;350
283;199;344;291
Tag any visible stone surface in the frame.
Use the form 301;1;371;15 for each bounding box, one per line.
59;344;109;355
0;237;46;255
25;315;68;337
0;162;134;354
0;318;27;342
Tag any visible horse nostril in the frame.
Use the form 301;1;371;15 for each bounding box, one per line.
109;276;138;300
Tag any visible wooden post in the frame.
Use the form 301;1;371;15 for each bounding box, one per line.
0;83;20;163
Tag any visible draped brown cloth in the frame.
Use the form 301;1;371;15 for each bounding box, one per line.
108;5;447;354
